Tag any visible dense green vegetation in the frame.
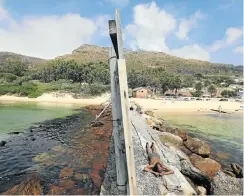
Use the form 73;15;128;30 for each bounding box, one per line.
0;59;110;98
0;45;243;98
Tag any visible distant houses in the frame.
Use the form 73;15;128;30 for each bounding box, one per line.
132;87;151;98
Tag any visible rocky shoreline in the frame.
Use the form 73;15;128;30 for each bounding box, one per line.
0;105;113;195
141;106;243;195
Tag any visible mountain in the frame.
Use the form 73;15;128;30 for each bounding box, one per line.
57;44;236;75
0;45;240;76
0;52;46;69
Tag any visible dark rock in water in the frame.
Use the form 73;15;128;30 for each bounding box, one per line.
231;163;243;178
9;131;21;135
181;160;210;189
210;171;243;195
224;169;236;177
90;121;104;127
0;141;6;146
31;138;36;141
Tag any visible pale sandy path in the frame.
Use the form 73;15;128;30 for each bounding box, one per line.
130;98;243;113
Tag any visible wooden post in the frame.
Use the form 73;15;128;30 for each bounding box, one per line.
109;47;127;191
109;8;138;195
117;59;137;195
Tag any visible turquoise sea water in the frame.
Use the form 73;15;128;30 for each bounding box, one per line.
0;101;79;140
156;111;243;167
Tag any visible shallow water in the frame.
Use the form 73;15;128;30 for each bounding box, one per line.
0;102;111;194
156;111;243;168
0;102;79;140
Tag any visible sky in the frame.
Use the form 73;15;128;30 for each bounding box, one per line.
0;0;243;65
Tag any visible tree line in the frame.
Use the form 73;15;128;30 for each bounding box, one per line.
0;59;241;98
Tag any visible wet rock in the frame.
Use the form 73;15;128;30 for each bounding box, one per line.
184;137;211;156
90;170;102;187
216;151;230;159
48;185;66;195
59;167;74;178
210;171;243;195
224;169;236;177
9;131;21;135
91;121;104;127
33;152;56;163
72;188;85;195
3;179;42;195
231;163;243;178
31;137;36;141
0;140;6;146
74;173;89;183
197;186;207;195
159;132;183;148
144;110;154;117
189;154;221;179
94;129;105;136
180;160;210;188
174;128;188;141
59;179;75;189
180;145;192;156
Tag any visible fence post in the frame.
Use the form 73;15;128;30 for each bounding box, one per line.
109;47;127;191
109;9;138;195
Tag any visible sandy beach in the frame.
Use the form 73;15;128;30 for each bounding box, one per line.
131;98;243;113
0;93;110;105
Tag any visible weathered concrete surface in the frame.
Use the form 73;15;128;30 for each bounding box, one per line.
101;106;197;195
130;109;196;195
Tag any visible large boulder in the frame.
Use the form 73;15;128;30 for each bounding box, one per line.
173;128;188;141
180;160;210;188
145;116;162;130
3;179;42;195
184;137;211;156
159;132;183;148
210;171;243;195
189;154;221;179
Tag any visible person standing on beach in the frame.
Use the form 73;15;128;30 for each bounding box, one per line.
143;142;174;177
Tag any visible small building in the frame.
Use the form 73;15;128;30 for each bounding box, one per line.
237;90;244;98
132;87;150;98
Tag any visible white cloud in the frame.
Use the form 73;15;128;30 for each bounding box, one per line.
126;2;210;61
226;27;243;44
0;1;108;59
105;0;130;7
126;2;176;52
171;44;210;61
234;46;243;54
176;11;205;40
209;27;243;52
95;15;110;36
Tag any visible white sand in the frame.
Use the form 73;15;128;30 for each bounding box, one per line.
131;98;243;113
0;92;110;105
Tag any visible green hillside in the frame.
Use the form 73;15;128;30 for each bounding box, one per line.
57;44;238;75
